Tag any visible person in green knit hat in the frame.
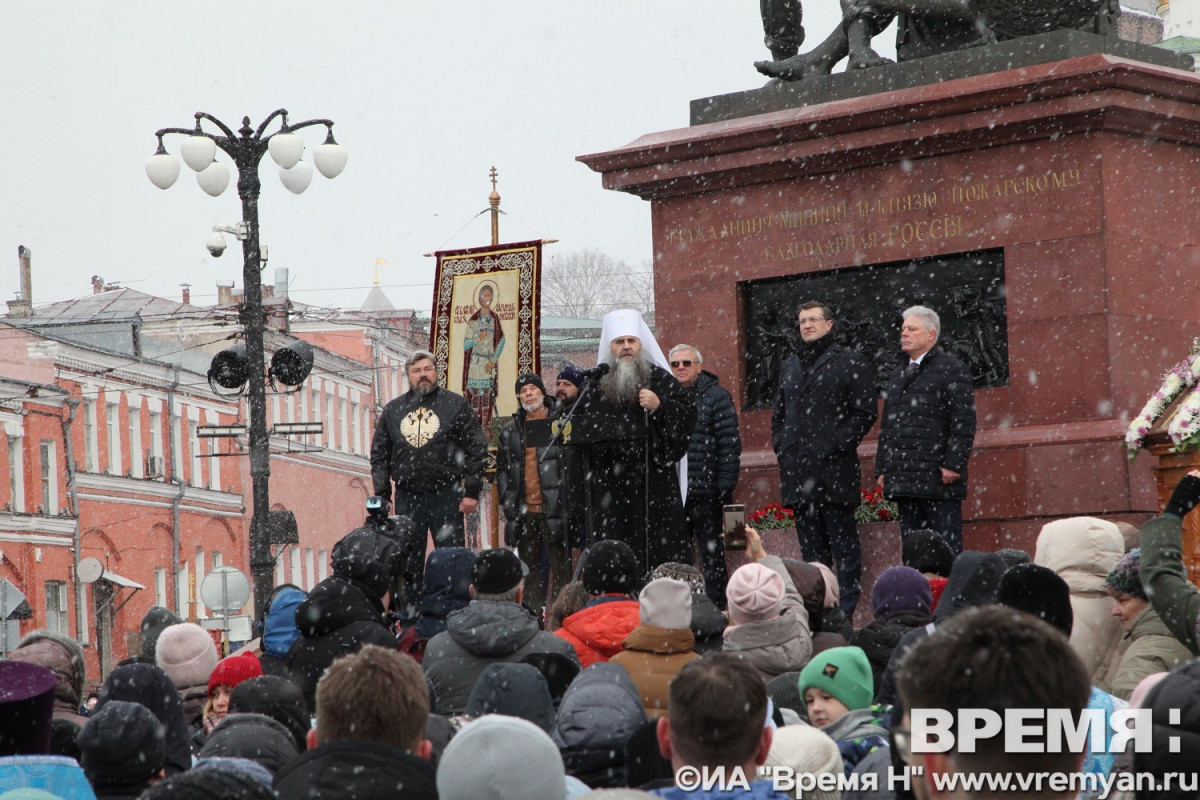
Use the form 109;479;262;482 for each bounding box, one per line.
798;646;890;776
1105;548;1190;700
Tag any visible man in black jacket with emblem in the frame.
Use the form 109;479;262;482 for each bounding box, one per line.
670;344;741;610
876;305;976;554
496;373;568;613
772;301;878;616
370;350;488;618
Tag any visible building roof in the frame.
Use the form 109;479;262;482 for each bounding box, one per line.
358;286;395;314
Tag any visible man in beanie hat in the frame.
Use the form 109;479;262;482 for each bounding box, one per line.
77;699;165;798
96;661;191;776
996;562;1074;638
140;607;183;664
556;540;643;668
423;547;578;714
497;372;569;613
552;366;586;552
611;577;700;718
849;566;932;694
1104;548;1190;700
155;622;219;746
798;646;888;775
721;527;811;682
287;524;409;709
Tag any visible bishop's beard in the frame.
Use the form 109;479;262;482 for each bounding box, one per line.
600;353;651;405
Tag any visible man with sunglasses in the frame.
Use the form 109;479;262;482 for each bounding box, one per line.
771;301;877;617
670;344;741;609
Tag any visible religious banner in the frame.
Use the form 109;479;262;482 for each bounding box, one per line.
430;240;541;433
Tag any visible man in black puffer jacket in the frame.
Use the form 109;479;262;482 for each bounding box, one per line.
370;350;488;618
287;523;412;708
497;374;568;613
876;305;976;554
670;344;741;609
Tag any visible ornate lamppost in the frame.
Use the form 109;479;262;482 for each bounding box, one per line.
145;110;347;618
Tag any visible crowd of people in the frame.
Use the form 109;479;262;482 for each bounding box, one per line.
6;303;1200;799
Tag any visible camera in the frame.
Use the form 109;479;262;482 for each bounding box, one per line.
206;231;227;258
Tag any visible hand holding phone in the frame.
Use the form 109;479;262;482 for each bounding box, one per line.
723;504;747;550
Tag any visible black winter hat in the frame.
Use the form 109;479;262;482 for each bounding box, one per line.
229;675;311;752
582;540;640;595
515;373;546;397
471;547;528;594
331;520;413;596
97;661;193;776
77;699;165;786
139;764;277;800
901;530;955;577
996;563;1074;637
198;712;298;775
141;605;183;662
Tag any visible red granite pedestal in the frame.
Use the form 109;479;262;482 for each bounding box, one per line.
582;54;1200;557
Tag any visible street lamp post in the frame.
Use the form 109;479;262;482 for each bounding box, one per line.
146;110;346;619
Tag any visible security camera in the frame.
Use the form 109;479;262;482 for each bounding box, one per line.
206;231;227;258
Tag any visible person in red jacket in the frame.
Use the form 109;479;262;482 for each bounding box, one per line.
555;541;642;667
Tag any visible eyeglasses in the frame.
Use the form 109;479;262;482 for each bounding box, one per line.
670;360;694;368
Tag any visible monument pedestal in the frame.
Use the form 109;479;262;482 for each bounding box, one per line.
581;52;1200;555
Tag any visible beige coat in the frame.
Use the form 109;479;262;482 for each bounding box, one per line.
610;625;699;719
1034;516;1124;688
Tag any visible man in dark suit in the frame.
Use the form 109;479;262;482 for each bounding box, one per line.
772;301;878;615
876;305;976;554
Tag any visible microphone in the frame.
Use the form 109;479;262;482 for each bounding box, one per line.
580;362;610;381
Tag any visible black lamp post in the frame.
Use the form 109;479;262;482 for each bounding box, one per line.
146;110;346;619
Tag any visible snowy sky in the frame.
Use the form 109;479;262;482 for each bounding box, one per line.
0;2;877;316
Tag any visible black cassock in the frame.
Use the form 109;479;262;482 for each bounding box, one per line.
575;364;697;576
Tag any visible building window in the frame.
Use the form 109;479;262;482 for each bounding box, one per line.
8;435;24;513
171;410;183;481
188;421;201;487
291;547;303;590
208;416;221;491
317;549;328;582
129;405;143;478
155;567;167;609
338;394;348;453
106;401;121;475
39;440;56;514
46;581;68;634
351;400;361;455
305;548;315;590
310;384;323;447
148;410;163;478
83;399;97;472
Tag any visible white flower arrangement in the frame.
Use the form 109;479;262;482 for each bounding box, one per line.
1126;340;1200;458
